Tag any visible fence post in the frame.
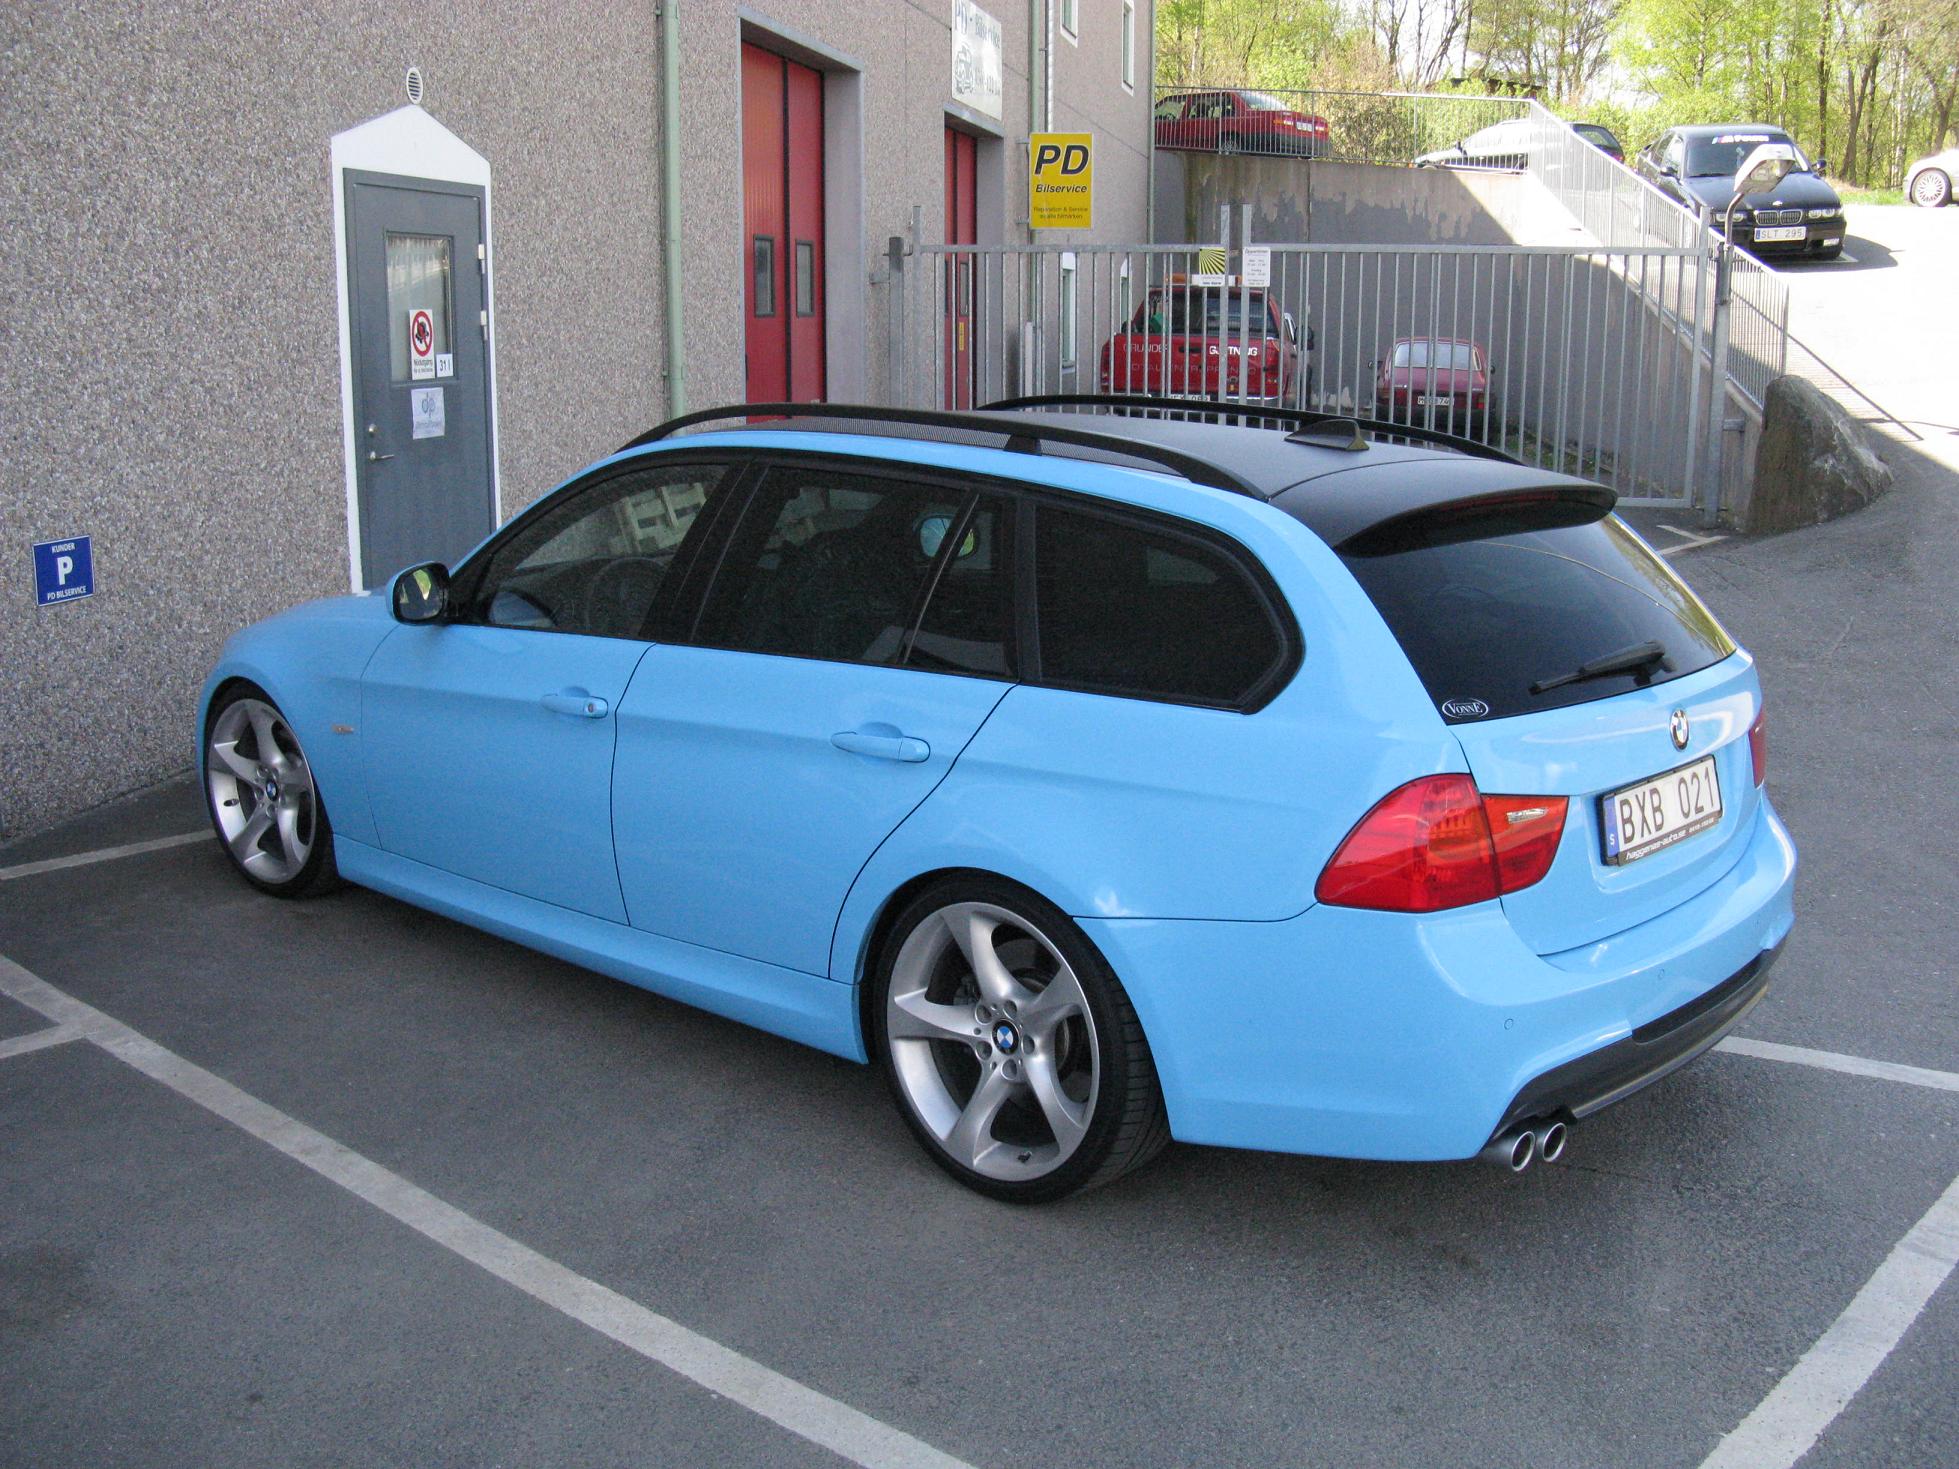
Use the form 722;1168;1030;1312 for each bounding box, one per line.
1703;240;1735;527
1681;212;1709;512
885;235;906;408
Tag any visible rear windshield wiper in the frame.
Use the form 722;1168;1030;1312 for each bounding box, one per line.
1530;640;1670;695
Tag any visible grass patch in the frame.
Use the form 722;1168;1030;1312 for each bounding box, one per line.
1836;184;1906;206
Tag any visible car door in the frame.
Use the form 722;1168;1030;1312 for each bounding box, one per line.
611;458;1017;977
359;455;738;921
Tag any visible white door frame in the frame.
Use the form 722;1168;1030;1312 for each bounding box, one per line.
329;105;501;592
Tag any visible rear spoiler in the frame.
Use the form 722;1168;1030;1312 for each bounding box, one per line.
1274;453;1618;551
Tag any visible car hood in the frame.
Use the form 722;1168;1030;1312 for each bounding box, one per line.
1680;170;1841;211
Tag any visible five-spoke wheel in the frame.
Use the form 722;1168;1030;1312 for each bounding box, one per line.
204;686;338;896
872;880;1167;1201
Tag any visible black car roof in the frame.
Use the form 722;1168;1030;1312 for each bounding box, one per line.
681;405;1610;551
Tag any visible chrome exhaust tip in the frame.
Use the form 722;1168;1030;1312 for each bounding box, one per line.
1480;1126;1535;1172
1533;1119;1569;1164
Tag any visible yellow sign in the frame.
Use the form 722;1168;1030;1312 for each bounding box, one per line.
1029;132;1093;229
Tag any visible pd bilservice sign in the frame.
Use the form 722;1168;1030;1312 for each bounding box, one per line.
1029;133;1093;230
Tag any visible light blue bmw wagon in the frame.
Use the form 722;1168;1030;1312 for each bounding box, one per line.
199;399;1795;1201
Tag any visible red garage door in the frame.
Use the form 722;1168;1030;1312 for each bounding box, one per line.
742;43;826;403
944;126;978;408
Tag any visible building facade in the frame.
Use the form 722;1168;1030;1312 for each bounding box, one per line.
0;0;1154;839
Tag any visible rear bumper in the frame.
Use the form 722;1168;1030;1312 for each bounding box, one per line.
1078;796;1796;1162
1489;937;1781;1139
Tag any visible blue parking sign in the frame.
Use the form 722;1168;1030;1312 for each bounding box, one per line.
34;535;94;607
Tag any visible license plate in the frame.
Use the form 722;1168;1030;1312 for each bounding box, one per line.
1419;394;1452;406
1753;226;1805;242
1600;756;1723;866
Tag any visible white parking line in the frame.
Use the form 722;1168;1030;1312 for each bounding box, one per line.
0;955;976;1469
1717;1036;1959;1094
0;831;207;882
0;1023;84;1062
1656;523;1730;556
1699;1167;1959;1469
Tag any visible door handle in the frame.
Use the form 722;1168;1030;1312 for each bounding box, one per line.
830;730;930;763
542;690;609;719
368;450;395;463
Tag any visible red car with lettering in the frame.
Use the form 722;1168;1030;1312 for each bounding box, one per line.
1099;283;1307;405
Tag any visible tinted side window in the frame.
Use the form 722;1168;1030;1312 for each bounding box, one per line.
467;460;729;638
1035;504;1287;707
694;466;1011;673
1339;516;1736;723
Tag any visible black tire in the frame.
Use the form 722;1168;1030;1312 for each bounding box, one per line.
203;683;341;898
870;875;1169;1203
1909;169;1950;208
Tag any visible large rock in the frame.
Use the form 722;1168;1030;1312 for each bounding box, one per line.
1745;376;1892;533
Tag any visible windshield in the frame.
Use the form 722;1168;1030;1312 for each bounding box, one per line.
1392;340;1479;370
1134;289;1274;335
1243;92;1293;112
1686;133;1805;178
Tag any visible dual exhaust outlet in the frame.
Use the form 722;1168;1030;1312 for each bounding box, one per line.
1480;1118;1569;1172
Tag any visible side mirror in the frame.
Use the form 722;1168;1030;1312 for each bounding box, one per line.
1659;162;1678;178
1282;310;1297;338
391;562;451;624
1813;156;1829;176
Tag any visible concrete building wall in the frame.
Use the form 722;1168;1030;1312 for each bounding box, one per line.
0;1;1154;841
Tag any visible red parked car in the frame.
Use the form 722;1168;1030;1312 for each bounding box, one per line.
1374;337;1492;439
1154;90;1330;158
1100;282;1307;405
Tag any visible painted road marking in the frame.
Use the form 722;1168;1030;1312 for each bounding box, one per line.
0;955;976;1469
1656;523;1730;556
0;831;207;882
0;1023;84;1062
1699;1166;1959;1469
1717;1035;1959;1094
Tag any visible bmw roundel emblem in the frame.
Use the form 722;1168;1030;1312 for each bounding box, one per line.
993;1021;1019;1054
1670;708;1690;749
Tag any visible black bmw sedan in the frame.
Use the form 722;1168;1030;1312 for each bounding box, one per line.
1636;125;1846;261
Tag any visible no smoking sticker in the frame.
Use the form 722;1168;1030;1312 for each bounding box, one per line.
408;308;436;380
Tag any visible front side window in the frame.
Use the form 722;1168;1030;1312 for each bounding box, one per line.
1035;503;1288;707
466;461;731;639
695;466;1013;674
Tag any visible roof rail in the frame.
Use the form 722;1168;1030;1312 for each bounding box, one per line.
616;401;1264;499
980;393;1523;465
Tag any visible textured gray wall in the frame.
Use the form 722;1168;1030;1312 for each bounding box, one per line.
0;1;1154;840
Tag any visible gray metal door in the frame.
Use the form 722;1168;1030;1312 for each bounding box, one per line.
346;171;494;587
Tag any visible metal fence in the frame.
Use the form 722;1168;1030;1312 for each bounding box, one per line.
887;233;1722;509
1154;87;1789;407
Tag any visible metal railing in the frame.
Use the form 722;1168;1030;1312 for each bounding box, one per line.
1154;87;1789;408
885;230;1720;509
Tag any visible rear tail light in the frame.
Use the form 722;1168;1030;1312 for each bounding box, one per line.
1316;775;1568;913
1749;708;1767;785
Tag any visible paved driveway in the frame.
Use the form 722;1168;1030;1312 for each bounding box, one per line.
4;458;1957;1468
1778;205;1959;470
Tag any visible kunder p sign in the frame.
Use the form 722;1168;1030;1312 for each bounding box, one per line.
1029;132;1093;229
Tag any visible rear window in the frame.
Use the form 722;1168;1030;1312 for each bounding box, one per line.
1133;289;1273;336
1392;340;1479;370
1339;516;1736;722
